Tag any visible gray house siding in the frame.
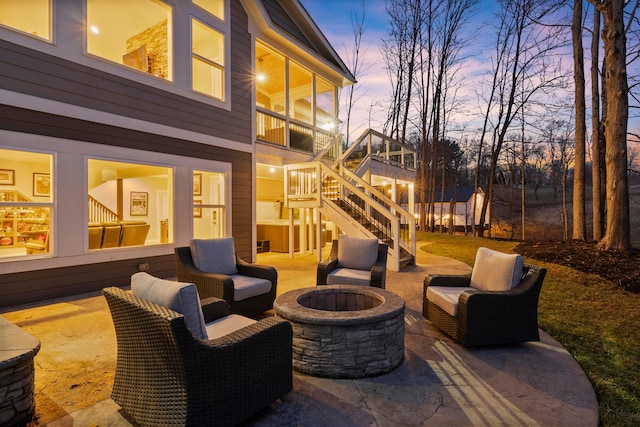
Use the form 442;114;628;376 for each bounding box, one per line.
0;1;253;143
0;1;255;307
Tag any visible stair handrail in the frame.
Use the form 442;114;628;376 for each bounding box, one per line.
88;195;118;223
340;167;416;258
311;136;340;169
285;162;415;267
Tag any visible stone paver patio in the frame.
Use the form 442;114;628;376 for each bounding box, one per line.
0;242;599;426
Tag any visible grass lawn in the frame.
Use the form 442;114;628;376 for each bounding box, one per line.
417;232;640;427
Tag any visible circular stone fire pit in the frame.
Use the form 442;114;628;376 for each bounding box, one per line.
274;285;405;378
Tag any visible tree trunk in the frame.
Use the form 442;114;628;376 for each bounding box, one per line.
572;0;586;240
591;7;605;241
593;0;631;250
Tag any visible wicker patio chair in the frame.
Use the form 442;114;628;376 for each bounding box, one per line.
175;238;278;317
103;286;292;427
422;247;547;347
317;235;388;289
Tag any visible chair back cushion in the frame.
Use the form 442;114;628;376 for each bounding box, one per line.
337;235;379;271
189;238;238;275
470;247;524;292
131;272;208;340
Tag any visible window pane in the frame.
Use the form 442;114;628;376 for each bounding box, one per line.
192;0;224;20
192;19;224;99
256;43;285;114
193;170;225;239
87;0;173;80
0;0;51;41
88;159;173;249
316;77;335;131
289;62;313;124
0;149;53;259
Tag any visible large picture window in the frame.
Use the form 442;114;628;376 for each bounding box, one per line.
193;170;226;239
87;0;173;80
87;159;173;250
0;149;53;259
191;18;225;100
0;0;51;41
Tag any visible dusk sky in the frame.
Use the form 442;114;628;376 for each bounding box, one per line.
300;0;640;149
300;0;516;140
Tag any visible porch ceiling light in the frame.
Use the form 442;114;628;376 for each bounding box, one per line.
256;58;266;82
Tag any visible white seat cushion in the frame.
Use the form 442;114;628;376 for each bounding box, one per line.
131;272;208;340
189;238;238;275
337;235;379;271
205;314;257;339
326;267;372;286
426;286;474;317
470;247;524;292
229;274;272;301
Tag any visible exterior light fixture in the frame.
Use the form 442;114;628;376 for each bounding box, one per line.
256;58;266;82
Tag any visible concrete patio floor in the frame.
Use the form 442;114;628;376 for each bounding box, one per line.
1;242;599;426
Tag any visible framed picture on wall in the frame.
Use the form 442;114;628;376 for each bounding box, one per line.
130;191;148;216
0;169;15;185
193;173;202;196
193;200;202;218
33;173;51;196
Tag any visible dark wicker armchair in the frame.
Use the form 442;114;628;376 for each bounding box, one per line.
317;237;388;289
423;263;547;347
103;286;292;427
175;246;277;317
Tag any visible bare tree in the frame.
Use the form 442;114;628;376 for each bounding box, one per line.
477;0;568;237
588;0;632;250
382;0;422;141
572;0;587;240
341;0;370;146
591;5;606;241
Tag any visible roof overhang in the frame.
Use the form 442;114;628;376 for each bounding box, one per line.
241;0;356;88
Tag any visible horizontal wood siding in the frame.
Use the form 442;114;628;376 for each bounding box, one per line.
0;255;175;309
0;2;252;144
0;2;255;307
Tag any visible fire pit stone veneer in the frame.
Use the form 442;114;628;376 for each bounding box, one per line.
274;285;405;378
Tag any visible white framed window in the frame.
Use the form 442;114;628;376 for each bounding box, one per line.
0;148;54;259
0;0;51;42
87;0;173;81
191;18;225;100
192;170;227;239
87;158;174;250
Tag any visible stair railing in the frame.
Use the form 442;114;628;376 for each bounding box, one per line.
285;162;415;269
88;195;118;223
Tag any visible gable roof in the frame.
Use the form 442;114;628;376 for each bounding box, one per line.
250;0;356;85
432;186;482;203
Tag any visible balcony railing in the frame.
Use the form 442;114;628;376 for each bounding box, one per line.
256;109;338;155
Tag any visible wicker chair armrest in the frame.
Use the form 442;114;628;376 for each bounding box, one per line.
370;262;386;289
459;285;538;318
236;257;277;282
185;269;235;301
317;257;338;285
200;297;230;322
424;273;472;288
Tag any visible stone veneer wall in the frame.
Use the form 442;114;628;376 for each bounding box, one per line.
274;286;405;379
125;19;168;79
0;317;40;427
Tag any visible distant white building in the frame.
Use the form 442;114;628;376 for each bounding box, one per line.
418;186;489;232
